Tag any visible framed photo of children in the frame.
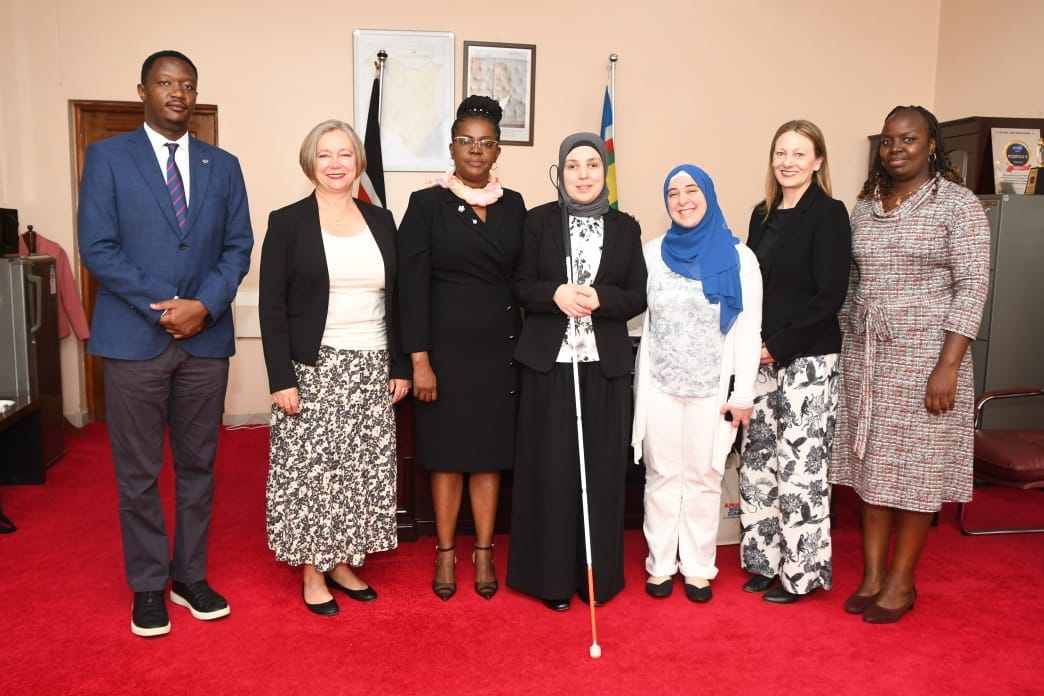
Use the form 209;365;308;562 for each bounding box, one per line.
463;41;536;146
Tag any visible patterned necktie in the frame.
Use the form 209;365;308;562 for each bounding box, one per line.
165;143;188;229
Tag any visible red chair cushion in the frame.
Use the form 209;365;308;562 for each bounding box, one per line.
974;429;1044;485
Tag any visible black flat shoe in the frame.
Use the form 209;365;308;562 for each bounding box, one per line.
763;585;802;604
645;578;673;599
541;597;570;612
684;583;713;603
325;573;377;603
742;574;777;593
302;585;339;616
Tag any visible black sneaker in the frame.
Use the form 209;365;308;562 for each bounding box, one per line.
131;591;171;637
170;580;230;621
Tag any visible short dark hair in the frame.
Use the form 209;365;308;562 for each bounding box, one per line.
140;50;198;85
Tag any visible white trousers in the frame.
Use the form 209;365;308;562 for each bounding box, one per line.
642;387;723;579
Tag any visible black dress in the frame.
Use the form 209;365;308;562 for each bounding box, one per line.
398;187;526;472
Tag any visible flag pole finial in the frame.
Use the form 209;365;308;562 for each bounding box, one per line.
609;53;618;63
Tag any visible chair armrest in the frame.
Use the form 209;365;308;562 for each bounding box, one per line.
975;387;1044;428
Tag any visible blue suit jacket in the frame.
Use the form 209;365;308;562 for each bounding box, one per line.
78;126;253;359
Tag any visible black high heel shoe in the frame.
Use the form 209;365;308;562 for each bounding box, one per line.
432;545;457;601
472;544;498;600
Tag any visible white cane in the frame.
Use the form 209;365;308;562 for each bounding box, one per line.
561;200;602;660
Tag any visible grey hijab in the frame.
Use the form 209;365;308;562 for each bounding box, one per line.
558;132;610;217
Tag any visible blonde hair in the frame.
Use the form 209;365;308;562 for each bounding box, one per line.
298;119;366;183
759;119;833;222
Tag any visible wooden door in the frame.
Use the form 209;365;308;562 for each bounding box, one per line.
70;100;218;422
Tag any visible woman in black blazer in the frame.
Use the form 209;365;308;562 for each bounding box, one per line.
506;133;647;610
398;97;526;602
739;120;851;603
259;120;410;616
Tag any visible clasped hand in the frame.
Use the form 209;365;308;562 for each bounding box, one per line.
150;297;208;340
554;284;600;318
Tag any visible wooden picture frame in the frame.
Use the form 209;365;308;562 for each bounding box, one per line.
462;41;536;146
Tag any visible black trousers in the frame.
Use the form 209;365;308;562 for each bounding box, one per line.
506;362;631;603
104;342;228;592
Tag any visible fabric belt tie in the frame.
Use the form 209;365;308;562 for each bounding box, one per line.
851;299;892;459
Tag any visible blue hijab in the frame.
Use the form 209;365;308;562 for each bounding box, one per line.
660;164;743;334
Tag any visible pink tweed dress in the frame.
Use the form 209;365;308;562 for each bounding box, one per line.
830;177;990;512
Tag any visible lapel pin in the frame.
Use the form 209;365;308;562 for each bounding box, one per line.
457;205;465;213
202;159;209;164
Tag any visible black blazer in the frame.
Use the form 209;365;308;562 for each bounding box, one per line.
514;202;647;378
747;182;851;367
259;193;409;393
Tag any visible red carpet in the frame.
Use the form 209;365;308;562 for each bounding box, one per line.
1;423;1041;695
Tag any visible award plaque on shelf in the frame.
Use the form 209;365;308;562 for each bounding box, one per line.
991;127;1041;193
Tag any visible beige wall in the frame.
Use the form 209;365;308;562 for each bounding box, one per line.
936;0;1044;120
1;0;1040;421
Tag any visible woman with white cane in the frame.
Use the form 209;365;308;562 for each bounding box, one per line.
507;133;646;617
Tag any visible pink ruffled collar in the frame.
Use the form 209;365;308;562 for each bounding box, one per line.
430;170;504;207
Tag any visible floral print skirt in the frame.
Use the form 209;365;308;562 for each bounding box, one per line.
266;346;398;571
739;355;837;594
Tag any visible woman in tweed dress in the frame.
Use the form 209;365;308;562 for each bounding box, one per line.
830;106;989;624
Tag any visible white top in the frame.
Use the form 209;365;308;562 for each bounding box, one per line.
320;229;386;350
646;253;722;398
143;123;190;207
556;215;603;363
632;234;763;470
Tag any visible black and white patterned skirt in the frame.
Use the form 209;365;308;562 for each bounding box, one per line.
266;346;398;570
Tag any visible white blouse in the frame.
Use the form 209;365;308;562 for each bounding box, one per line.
320;229;386;351
556;215;603;363
645;253;722;398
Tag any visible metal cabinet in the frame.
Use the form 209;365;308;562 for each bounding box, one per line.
973;195;1044;428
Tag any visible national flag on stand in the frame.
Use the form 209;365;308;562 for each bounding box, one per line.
600;86;618;209
358;76;386;208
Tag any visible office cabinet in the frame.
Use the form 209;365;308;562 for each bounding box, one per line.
973;195;1044;428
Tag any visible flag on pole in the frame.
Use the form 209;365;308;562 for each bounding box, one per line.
600;86;618;209
358;76;386;208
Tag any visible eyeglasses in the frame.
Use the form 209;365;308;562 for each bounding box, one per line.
452;136;499;150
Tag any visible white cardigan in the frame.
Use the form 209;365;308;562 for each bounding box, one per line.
631;234;763;472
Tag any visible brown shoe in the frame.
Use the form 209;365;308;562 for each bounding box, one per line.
863;588;916;624
843;591;879;615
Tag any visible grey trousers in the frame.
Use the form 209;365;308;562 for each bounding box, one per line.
104;342;229;592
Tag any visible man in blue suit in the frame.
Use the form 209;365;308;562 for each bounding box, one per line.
78;50;253;637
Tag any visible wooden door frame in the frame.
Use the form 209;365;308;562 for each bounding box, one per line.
70;100;218;422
